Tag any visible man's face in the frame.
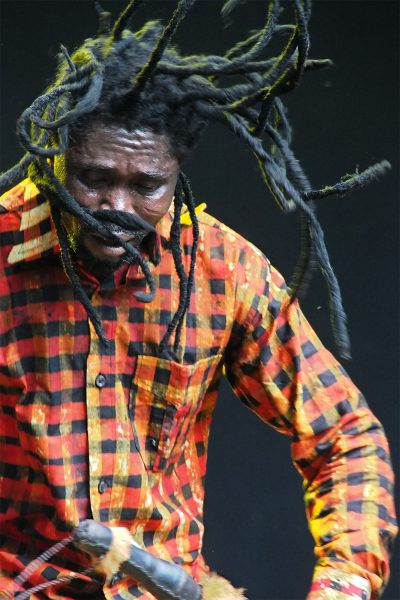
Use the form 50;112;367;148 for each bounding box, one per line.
59;124;180;277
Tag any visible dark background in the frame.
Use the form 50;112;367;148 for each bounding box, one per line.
0;1;398;598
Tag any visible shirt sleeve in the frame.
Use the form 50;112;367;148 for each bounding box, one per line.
224;250;397;599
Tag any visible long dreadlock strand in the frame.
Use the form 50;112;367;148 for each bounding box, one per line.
126;0;197;100
279;185;351;358
193;102;349;354
225;22;296;62
303;161;392;201
31;71;103;130
226;30;264;61
257;154;299;213
254;45;299;133
218;29;299;113
227;109;304;209
231;116;316;308
289;210;315;300
289;160;392;299
291;160;391;301
130;249;156;303
173;172;199;355
265;84;316;301
293;0;311;77
255;0;311;135
192;100;301;211
263;121;310;190
223;0;281;66
223;51;297;114
157;54;331;78
4;102;62;195
159;180;188;357
16;46;102;160
17;81;91;156
112;0;144;41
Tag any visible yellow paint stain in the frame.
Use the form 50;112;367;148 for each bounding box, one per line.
180;203;207;225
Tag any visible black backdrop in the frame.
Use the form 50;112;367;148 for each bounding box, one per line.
0;1;398;598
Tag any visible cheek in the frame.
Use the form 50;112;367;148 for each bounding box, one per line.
64;175;80;201
141;195;174;225
65;178;100;210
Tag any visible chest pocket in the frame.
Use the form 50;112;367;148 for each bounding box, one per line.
130;354;222;472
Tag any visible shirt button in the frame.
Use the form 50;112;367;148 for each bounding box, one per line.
98;479;108;494
95;373;107;388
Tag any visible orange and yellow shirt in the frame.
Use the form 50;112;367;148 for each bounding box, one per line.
0;180;397;599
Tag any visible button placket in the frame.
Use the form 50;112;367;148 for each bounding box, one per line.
86;296;117;520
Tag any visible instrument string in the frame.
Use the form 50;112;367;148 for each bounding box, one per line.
0;536;90;599
14;566;96;600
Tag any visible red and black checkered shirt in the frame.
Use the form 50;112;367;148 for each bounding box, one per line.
0;180;397;599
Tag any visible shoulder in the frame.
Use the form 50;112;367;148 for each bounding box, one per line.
191;209;290;317
0;179;54;267
195;209;272;280
0;180;27;257
0;178;39;213
192;210;292;334
0;179;39;230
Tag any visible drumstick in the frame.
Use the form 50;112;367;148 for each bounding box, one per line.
72;519;202;600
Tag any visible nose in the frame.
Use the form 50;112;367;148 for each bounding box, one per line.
100;186;133;213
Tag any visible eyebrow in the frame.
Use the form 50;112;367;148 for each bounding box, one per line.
137;170;170;180
73;162;170;180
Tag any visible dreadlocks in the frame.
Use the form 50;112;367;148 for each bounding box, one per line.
0;0;390;359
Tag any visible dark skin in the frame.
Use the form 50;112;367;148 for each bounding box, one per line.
57;124;180;279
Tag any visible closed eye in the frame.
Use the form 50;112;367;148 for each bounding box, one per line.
132;177;167;195
135;183;160;193
78;170;108;187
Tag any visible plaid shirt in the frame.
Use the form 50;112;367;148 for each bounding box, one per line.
0;179;396;600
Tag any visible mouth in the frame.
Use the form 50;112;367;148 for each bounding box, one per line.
90;233;130;247
85;230;146;259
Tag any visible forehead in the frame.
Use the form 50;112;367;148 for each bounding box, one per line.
66;125;177;169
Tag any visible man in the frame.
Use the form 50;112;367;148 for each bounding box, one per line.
0;1;397;599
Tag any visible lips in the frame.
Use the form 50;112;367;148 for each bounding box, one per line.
86;229;147;260
90;233;130;247
77;209;154;262
83;233;130;260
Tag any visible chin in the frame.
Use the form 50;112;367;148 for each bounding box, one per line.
75;241;122;280
74;232;142;280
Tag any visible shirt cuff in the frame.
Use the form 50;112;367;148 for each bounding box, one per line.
307;568;371;600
